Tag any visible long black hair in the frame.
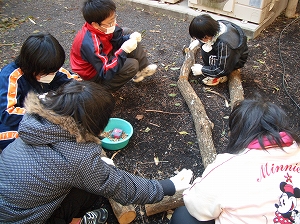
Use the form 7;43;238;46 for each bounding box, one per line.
15;33;65;87
226;97;299;153
40;80;115;137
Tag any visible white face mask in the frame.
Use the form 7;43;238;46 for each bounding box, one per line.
102;25;115;34
38;73;56;84
201;40;213;52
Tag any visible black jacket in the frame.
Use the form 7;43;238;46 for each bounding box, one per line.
201;20;249;78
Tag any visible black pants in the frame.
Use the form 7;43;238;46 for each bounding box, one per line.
169;206;215;224
47;188;100;224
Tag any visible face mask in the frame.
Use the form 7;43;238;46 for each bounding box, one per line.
38;73;56;84
201;40;213;52
102;25;115;34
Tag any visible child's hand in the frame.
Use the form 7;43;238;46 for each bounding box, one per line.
130;32;142;42
101;157;115;166
121;38;137;53
189;39;200;50
170;169;193;191
191;64;203;76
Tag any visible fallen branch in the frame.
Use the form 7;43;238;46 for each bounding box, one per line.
203;87;229;107
137;161;169;165
148;122;160;127
177;45;217;168
145;109;186;115
0;43;19;46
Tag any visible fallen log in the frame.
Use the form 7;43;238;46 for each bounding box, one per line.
177;46;217;168
109;199;137;224
228;69;244;109
145;190;184;216
101;150;137;224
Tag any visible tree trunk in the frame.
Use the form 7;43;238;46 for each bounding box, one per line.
177;46;217;168
285;0;299;18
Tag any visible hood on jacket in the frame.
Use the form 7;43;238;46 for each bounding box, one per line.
22;92;100;144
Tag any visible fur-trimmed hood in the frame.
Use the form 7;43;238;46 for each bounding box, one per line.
22;92;100;144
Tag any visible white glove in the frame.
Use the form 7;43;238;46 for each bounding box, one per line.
101;157;115;166
121;38;137;53
170;168;193;192
189;39;200;50
130;32;142;42
191;64;203;76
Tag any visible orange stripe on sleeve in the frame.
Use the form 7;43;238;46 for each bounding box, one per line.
6;68;26;115
59;67;80;80
0;131;19;141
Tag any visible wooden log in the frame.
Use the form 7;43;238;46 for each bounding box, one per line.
285;0;299;18
145;190;184;216
101;150;137;224
228;69;244;110
177;46;217;168
109;199;137;224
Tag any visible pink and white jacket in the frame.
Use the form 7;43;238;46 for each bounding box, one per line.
183;136;300;224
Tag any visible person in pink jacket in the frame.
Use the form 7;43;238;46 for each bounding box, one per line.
170;96;300;224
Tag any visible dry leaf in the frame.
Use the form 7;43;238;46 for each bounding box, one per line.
135;114;144;120
166;210;174;220
179;131;189;135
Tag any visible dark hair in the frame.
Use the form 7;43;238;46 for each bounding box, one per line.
82;0;116;24
226;97;299;153
189;14;220;40
41;80;115;137
15;33;65;85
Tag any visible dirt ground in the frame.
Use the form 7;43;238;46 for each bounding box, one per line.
1;0;300;223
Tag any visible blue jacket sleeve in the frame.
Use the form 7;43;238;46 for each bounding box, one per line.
0;66;28;127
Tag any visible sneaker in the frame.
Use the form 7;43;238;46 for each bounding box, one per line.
202;76;228;86
132;64;157;82
80;208;108;224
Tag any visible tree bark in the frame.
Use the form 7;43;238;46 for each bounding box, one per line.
285;0;299;18
177;46;217;168
228;69;244;110
145;190;184;216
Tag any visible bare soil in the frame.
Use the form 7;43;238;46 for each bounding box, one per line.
1;0;300;223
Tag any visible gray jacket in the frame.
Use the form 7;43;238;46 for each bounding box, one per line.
0;92;173;223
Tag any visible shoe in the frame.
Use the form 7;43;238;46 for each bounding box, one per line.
132;64;157;82
202;76;228;86
80;208;108;224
